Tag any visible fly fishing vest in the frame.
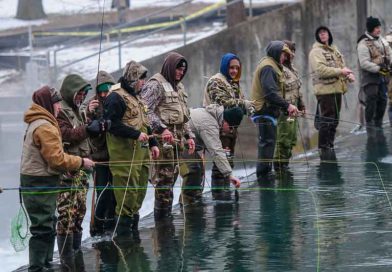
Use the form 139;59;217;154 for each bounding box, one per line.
251;57;284;112
282;65;302;104
21;119;62;176
360;37;391;86
150;73;190;126
59;102;90;157
111;84;149;131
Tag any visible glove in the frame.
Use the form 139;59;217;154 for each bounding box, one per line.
86;120;101;136
102;119;111;131
379;63;390;76
244;100;255;116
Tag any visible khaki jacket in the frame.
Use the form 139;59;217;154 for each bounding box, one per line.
188;104;232;177
309;42;347;95
20;103;82;176
251;56;284;112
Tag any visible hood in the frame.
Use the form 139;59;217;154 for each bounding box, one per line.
96;71;115;89
315;26;333;45
265;40;285;64
60;74;90;106
219;53;241;82
31;85;61;116
357;31;378;44
312;41;337;52
121;60;148;92
205;104;224;126
161;51;187;91
24;103;58;127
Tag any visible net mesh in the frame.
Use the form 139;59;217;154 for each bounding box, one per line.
10;206;31;252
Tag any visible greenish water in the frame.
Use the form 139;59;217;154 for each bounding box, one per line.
8;127;392;272
73;128;392;272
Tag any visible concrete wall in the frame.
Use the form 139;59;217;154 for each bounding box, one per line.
112;0;392;156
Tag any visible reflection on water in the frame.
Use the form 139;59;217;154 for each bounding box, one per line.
6;123;392;271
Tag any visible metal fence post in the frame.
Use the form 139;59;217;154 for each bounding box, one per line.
53;50;57;83
118;30;122;70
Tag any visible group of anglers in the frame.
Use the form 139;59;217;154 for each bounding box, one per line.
19;14;392;272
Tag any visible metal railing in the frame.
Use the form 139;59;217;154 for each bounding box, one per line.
49;0;252;82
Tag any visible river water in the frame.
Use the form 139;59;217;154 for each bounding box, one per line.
1;99;392;271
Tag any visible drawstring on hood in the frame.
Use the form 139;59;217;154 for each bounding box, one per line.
219;53;241;82
315;26;333;46
161;52;187;91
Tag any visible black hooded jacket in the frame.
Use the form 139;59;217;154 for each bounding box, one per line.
258;41;290;117
104;80;157;147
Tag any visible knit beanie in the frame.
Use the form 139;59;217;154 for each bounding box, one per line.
223;107;244;128
366;16;381;33
96;71;115;88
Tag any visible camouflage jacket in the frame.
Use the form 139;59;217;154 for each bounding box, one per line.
203;73;245;108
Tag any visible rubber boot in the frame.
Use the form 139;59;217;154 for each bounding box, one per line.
114;216;133;237
274;161;289;173
211;176;231;201
72;232;82;251
44;234;61;270
154;207;172;221
320;148;336;161
132;213;139;232
388;105;392;127
57;234;75;272
29;235;51;272
74;249;85;272
71;232;84;271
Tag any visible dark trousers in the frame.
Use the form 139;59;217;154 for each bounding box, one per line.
211;131;236;200
364;83;387;127
316;93;342;150
91;165;116;235
180;150;204;205
256;117;277;177
21;174;58;272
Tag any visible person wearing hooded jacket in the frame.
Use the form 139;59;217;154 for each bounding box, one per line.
20;86;94;272
309;26;355;161
251;41;299;180
104;60;159;236
309;26;355;160
56;74;102;270
180;104;242;204
86;71;117;237
140;51;196;220
273;40;306;173
203;53;253;199
357;17;392;132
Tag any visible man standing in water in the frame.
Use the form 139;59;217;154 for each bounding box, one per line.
251;41;298;180
309;26;354;160
141;52;195;220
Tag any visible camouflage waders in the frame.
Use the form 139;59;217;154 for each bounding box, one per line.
56;170;88;235
273;115;297;171
211;129;236;200
179;149;204;205
153;126;185;218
